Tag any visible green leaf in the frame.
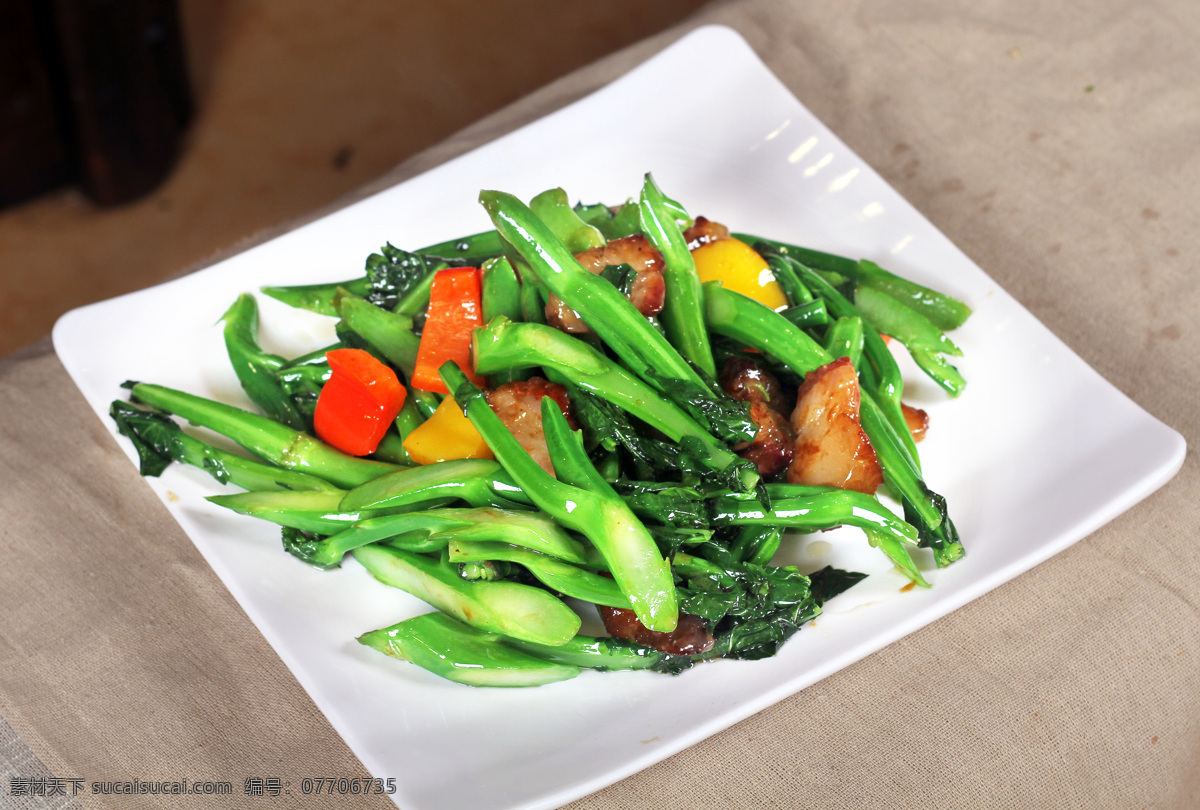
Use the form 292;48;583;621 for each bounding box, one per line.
598;262;638;297
640;366;756;445
281;527;334;568
110;403;181;478
568;387;755;493
667;554;832;664
365;244;437;311
808;566;869;604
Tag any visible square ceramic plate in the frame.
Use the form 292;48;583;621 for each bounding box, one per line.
53;25;1185;810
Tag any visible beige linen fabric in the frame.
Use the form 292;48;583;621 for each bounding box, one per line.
2;0;1197;807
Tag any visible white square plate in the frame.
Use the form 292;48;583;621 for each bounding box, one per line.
54;25;1185;810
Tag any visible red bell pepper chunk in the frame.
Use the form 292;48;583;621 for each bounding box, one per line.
410;266;486;394
314;348;407;456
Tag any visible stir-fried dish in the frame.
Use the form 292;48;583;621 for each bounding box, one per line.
111;175;971;687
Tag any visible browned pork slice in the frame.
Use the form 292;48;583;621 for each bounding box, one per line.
735;402;795;478
787;357;883;494
545;235;666;333
902;402;929;442
720;356;794;478
486;378;576;476
720;356;788;409
682;215;730;250
598;605;715;656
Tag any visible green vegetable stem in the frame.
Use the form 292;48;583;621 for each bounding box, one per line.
503;632;665;671
440;361;680;633
852;285;966;397
447;539;630;608
779;298;831;331
261;241;454;317
638;174;716;378
339;458;532;512
710;484;919;546
358;612;581;687
823;316;865;367
733;235;972;331
355;619;580;686
128;382;401;489
219;293;307;431
529;187;606;253
479;189;751;442
297;507;581;570
110;401;340;492
207;489;381;535
471;316;755;488
479;257;526;386
353;545;581;647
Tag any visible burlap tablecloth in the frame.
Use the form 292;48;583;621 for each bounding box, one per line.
2;0;1197;807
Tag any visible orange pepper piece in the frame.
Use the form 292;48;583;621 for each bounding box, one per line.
314;348;406;456
411;266;486;394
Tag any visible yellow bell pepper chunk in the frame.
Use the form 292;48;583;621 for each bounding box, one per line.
402;396;494;465
691;237;789;311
